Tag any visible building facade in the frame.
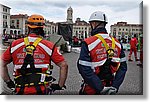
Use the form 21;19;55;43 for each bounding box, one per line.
10;14;28;35
0;4;11;35
1;5;92;41
44;20;58;36
110;22;143;43
73;18;91;40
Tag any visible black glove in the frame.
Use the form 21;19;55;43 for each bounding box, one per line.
6;80;15;91
50;84;66;91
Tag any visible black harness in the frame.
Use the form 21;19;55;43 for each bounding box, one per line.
14;37;53;94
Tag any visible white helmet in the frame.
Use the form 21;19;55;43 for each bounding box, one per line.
89;11;108;23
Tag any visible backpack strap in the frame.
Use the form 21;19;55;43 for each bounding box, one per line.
95;34;116;85
24;37;30;46
17;37;43;94
111;37;115;50
24;37;42;55
24;37;42;48
95;34;115;59
95;34;115;50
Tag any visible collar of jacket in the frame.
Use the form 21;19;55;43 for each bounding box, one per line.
28;33;41;37
91;27;108;36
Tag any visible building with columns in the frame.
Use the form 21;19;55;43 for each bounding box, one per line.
44;20;58;36
1;6;92;41
110;22;143;42
10;14;28;35
73;18;91;39
0;4;11;35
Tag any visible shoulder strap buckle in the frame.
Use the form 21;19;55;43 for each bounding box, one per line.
24;37;42;55
95;34;115;59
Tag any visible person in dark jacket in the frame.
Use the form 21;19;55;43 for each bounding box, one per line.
77;11;127;95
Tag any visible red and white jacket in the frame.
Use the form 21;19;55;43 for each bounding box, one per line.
80;33;121;74
2;34;65;76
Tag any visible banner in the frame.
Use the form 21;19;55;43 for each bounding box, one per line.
58;23;73;42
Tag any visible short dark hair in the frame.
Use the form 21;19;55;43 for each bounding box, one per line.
28;27;45;37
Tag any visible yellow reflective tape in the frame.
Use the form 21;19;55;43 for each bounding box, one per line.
24;37;30;46
16;82;49;87
24;37;42;48
32;38;42;47
95;34;109;50
95;34;115;50
111;37;115;49
15;73;51;79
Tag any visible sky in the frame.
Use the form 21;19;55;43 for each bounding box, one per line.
0;0;143;33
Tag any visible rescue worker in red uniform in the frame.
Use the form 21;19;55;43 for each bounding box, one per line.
128;34;139;61
77;11;127;95
1;14;68;95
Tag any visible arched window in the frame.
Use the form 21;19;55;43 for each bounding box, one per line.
18;31;20;34
14;30;17;35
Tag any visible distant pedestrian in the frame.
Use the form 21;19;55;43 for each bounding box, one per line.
128;34;139;61
73;36;79;46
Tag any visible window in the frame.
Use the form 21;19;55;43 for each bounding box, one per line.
17;25;19;28
3;22;7;28
3;8;7;12
3;15;7;19
76;31;78;34
17;20;19;24
25;20;27;24
125;36;128;39
11;20;14;23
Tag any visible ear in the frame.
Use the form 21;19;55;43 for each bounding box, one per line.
90;22;96;28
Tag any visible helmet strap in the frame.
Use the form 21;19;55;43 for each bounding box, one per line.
90;22;105;31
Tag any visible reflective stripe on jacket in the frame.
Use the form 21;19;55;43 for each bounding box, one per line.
77;31;127;94
8;34;64;76
81;33;121;74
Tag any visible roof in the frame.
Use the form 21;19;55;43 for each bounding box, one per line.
111;22;143;27
0;3;11;9
10;14;28;19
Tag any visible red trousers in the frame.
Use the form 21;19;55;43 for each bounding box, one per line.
129;47;137;59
